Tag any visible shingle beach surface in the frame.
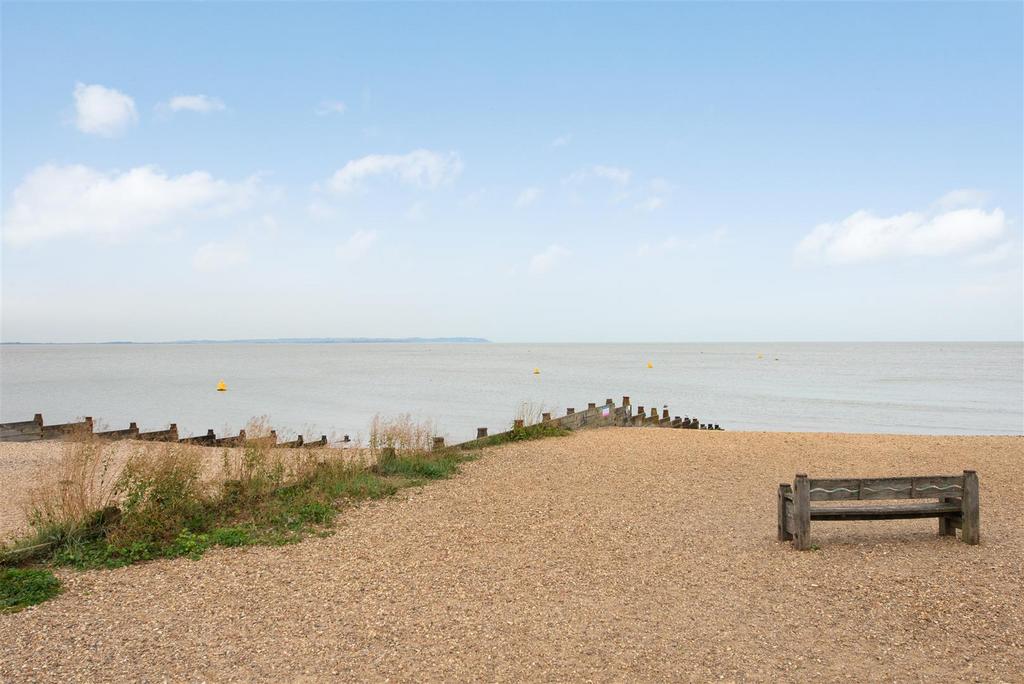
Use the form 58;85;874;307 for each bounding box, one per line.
1;429;1022;682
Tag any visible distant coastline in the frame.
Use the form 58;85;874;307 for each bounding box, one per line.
1;337;492;345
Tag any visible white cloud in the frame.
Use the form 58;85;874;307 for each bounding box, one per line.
192;241;250;272
73;82;137;136
327;150;463;194
551;134;572;148
3;164;257;246
336;229;378;262
316;100;347;115
563;165;632;186
528;244;569;274
516;187;543;208
795;196;1006;264
165;94;226;113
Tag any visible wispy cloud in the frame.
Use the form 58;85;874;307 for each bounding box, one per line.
73;82;137;136
938;188;990;211
316;100;347;116
326;150;463;194
164;94;226;113
635;196;665;212
528;244;569;274
636;236;688;257
3;164;258;246
795;194;1005;264
563;165;633;186
551;134;572;148
404;202;426;221
955;270;1022;299
192;241;250;272
967;241;1016;267
516;187;543;208
336;229;378;262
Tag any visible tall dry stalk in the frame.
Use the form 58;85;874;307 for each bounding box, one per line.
23;439;119;534
367;414;436;455
515;401;548;426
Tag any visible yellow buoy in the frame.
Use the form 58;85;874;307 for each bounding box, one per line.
533;368;540;375
216;380;227;392
647;361;653;369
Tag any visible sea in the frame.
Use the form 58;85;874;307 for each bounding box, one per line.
1;342;1021;443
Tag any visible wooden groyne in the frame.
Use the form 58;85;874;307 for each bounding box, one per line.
0;414;335;449
449;395;721;450
0;397;721;449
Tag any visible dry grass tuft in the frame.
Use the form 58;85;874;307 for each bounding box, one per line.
368;414;437;455
22;438;119;535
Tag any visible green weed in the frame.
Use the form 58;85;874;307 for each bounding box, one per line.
1;568;61;612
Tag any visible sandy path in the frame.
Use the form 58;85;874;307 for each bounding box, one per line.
1;429;1022;682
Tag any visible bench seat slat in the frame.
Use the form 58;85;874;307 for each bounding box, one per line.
810;501;961;521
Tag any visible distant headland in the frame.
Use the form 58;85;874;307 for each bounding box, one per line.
1;337;492;345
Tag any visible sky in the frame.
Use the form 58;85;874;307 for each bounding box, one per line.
1;1;1022;343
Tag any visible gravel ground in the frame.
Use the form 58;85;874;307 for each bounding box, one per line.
1;428;1022;682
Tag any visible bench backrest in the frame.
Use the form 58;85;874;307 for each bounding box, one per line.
807;475;965;501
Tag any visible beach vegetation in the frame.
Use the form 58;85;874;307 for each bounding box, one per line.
1;568;61;612
2;418;477;577
0;405;571;607
475;421;571;447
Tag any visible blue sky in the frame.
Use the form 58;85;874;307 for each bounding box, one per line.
2;2;1021;342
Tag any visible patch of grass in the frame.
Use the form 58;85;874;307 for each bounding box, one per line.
476;422;571;447
374;450;463;479
1;568;61;612
207;526;253;547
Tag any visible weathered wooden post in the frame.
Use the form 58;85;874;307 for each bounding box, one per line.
566;408;574;415
662;408;669;420
605;398;614;406
622;396;630;406
433;436;445;450
793;474;811;550
649;407;658;418
588;402;596;410
477;427;488;439
513;419;524;430
541;412;551;422
777;483;793;541
962;470;980;545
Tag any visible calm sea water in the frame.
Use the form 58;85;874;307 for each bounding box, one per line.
1;343;1021;442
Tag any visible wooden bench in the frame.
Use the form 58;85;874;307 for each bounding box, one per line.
778;471;979;549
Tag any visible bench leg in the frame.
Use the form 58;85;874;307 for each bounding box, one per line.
777;484;793;541
938;496;956;536
961;470;980;545
793;474;811;550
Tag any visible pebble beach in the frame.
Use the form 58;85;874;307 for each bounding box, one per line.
1;428;1022;682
